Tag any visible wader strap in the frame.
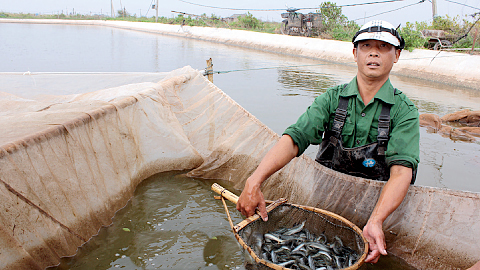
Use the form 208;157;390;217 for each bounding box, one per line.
377;89;395;155
377;104;391;155
331;96;349;141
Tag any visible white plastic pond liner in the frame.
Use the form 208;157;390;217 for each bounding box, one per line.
0;66;478;270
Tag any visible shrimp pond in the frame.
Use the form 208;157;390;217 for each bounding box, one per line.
2;22;479;269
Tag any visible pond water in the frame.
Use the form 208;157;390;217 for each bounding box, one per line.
1;22;479;192
48;172;245;270
48;171;415;270
1;22;479;269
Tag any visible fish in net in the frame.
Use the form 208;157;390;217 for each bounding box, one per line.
212;183;368;270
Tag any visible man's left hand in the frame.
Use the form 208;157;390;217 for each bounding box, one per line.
362;165;412;263
363;219;388;263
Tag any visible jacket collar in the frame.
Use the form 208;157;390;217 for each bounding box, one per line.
341;76;396;105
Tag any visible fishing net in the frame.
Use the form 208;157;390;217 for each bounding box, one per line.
212;183;368;270
1;66;479;270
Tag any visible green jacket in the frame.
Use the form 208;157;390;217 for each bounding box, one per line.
283;77;420;170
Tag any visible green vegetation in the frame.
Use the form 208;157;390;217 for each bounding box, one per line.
2;3;479;53
230;12;261;29
317;2;360;41
399;22;428;52
412;15;480;50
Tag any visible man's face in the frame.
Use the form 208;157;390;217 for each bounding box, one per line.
353;39;401;81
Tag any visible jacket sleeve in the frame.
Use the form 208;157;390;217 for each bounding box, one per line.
283;88;338;156
386;97;420;170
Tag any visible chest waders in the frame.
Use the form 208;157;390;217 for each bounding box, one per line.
315;91;411;182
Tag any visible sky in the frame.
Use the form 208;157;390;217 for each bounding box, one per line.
1;0;479;26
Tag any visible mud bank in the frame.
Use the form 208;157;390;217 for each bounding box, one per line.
1;18;479;90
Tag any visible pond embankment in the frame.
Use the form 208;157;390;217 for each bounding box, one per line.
1;18;479;90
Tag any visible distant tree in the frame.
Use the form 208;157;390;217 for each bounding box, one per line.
317;2;359;41
232;12;262;29
318;2;348;30
117;8;130;17
399;22;428;52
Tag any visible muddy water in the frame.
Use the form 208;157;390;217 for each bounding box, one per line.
49;172;246;270
48;171;415;270
2;22;479;269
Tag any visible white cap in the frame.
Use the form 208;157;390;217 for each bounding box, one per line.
352;20;403;49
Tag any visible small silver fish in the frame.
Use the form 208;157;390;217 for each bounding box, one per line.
277;260;296;267
264;233;285;244
308;255;315;270
258;221;359;269
311;250;332;262
271;250;278;264
292;243;306;253
284;220;306;235
307;242;330;253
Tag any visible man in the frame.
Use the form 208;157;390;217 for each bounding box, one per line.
237;20;420;264
468;261;480;270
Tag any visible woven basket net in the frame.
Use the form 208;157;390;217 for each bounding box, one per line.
213;183;368;270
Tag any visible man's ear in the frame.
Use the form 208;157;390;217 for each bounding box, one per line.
394;49;401;63
353;47;357;63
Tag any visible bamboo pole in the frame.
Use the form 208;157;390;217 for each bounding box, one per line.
211;183;238;203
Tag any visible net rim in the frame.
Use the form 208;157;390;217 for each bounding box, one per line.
227;201;368;269
236;202;368;270
212;183;368;270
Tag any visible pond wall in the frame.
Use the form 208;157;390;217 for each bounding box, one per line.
0;67;478;270
0;71;203;269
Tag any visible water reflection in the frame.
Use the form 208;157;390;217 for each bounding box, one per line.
203;236;243;270
409;99;446;115
277;69;337;96
2;23;479;193
391;74;480;115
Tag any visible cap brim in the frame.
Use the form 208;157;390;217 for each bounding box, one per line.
354;32;400;47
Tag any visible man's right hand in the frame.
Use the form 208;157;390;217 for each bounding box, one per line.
236;178;268;221
235;135;299;222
